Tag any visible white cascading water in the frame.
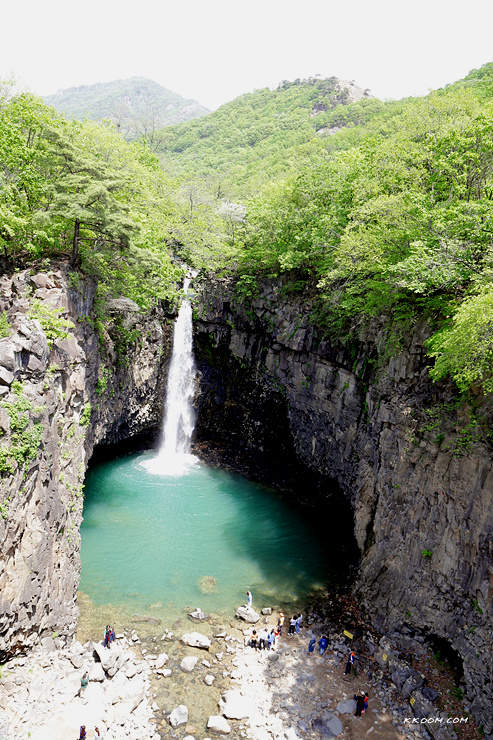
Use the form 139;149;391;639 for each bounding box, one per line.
144;274;198;476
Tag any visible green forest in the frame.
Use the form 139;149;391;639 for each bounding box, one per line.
1;63;493;394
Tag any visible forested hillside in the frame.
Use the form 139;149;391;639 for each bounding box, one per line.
156;76;372;196
44;77;209;143
2;63;493;396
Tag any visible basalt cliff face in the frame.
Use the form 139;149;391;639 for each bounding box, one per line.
1;269;492;733
0;267;171;659
193;278;493;734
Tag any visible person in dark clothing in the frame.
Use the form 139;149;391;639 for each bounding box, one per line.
319;635;329;654
354;691;365;716
308;637;316;655
79;727;87;739
344;651;355;675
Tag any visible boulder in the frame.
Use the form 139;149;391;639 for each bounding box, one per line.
91;642;129;676
180;656;198;673
89;663;105;682
169;705;189;728
180;632;211;649
312;713;343;737
188;608;210;621
336;699;356;714
235;605;260;624
0;367;13;386
207;715;231;734
402;670;425;699
218;690;250;720
204;674;215;685
155;653;169;669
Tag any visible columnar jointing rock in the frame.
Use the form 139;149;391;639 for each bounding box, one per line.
193;277;493;735
0;267;172;660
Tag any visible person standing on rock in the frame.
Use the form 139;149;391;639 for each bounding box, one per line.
247;590;253;607
79;726;87;739
277;612;285;635
268;629;276;650
104;625;111;648
296;613;303;634
319;635;328;655
78;672;89;698
288;615;297;635
308;637;316;655
259;627;269;649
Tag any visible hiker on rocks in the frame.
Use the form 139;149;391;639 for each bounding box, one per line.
247;590;252;607
354;690;365;716
362;692;369;713
78;672;89;698
79;726;87;739
277;613;285;635
308;637;316;655
250;630;258;649
104;625;115;648
288;615;297;635
319;635;329;655
344;650;355;675
259;627;269;649
296;613;303;634
267;629;276;650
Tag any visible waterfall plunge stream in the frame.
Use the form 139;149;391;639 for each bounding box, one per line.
144;275;198;476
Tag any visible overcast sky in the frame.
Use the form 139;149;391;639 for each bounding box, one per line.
1;0;492;110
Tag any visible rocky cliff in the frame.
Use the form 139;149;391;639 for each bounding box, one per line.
0;266;172;659
192;277;493;734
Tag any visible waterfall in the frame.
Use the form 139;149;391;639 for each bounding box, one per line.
144;274;198;476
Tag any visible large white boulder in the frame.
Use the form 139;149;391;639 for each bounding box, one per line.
180;656;199;672
207;715;231;734
218;690;251;719
235;605;259;623
180;632;212;649
169;704;189;728
155;653;169;669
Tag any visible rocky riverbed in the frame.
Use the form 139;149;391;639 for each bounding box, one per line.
0;606;480;740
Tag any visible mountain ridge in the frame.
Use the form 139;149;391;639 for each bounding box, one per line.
44;76;210;133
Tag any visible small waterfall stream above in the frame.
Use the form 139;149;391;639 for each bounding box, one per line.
144;275;198;476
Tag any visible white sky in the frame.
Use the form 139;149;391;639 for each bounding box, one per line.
1;0;492;110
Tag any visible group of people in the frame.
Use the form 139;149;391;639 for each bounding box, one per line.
307;634;329;655
104;625;115;649
249;627;277;650
79;727;101;739
287;613;303;635
354;689;369;716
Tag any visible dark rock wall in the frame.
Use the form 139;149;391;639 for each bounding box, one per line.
0;267;172;658
193;278;493;733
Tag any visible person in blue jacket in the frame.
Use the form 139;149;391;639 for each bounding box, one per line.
319;635;329;654
308;637;317;655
